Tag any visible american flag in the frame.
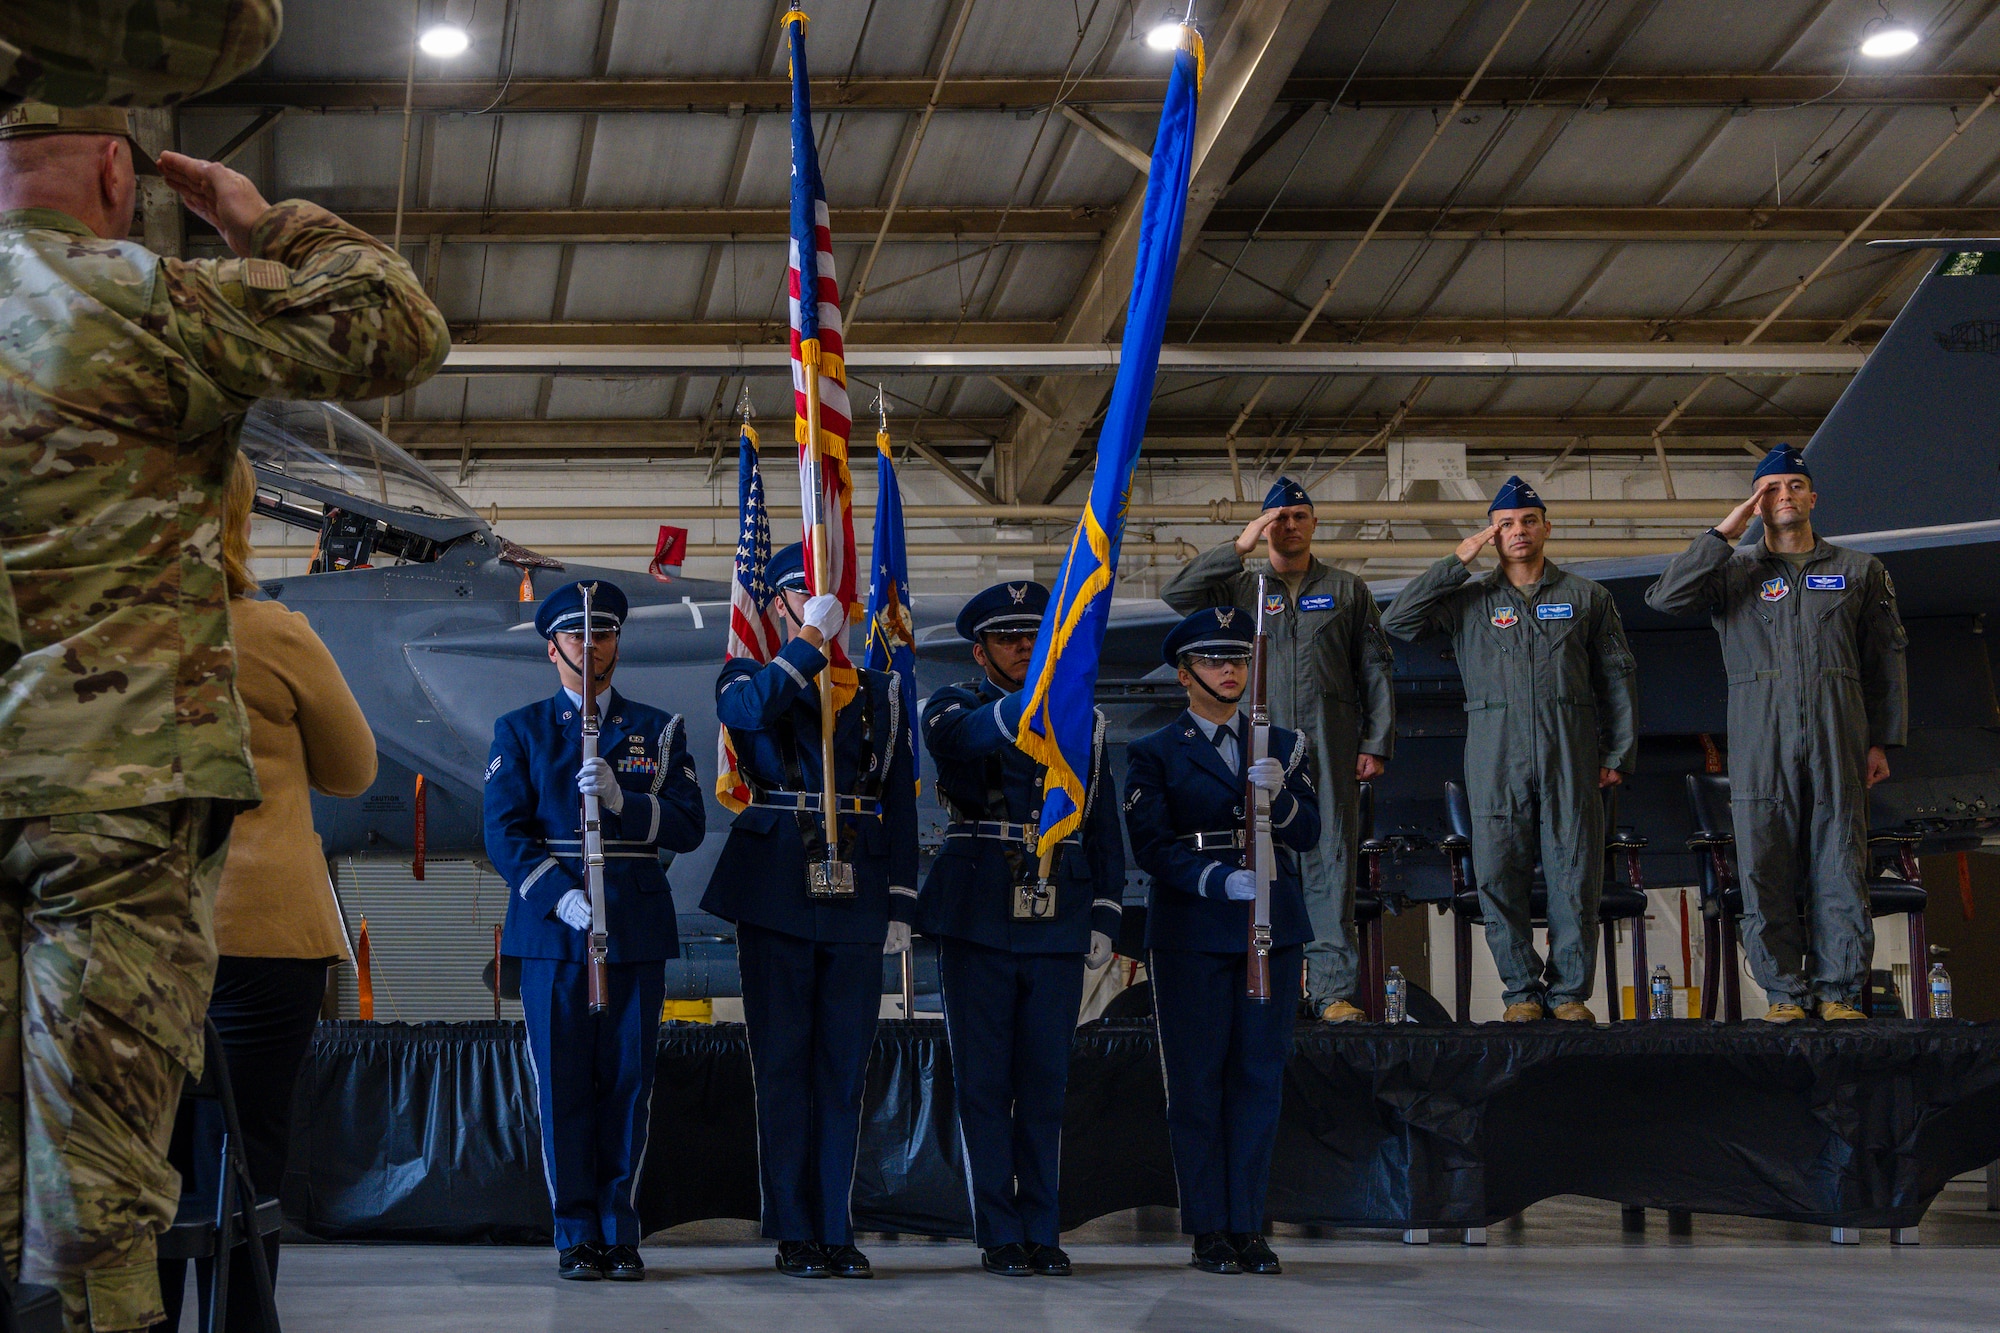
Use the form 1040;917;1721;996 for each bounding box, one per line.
785;7;860;711
717;422;783;813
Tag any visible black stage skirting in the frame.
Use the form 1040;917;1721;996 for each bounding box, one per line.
281;1019;2000;1242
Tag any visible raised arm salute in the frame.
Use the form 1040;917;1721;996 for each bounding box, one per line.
1645;446;1907;1022
1161;478;1395;1024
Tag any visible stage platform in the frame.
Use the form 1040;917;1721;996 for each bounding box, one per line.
258;1192;2000;1333
281;1019;2000;1243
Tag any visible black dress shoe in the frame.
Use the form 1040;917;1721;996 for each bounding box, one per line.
775;1241;830;1278
823;1243;873;1278
1229;1233;1282;1275
601;1244;645;1281
558;1244;604;1281
981;1243;1033;1276
1027;1243;1072;1276
1190;1232;1241;1274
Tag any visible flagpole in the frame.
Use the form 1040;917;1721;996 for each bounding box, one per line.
801;342;842;861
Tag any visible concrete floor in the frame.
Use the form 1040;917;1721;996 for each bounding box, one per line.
259;1187;2000;1332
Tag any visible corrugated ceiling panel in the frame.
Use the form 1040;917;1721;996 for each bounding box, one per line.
544;377;679;420
581;114;745;207
434;243;564;323
427;114;588;210
561;245;710;321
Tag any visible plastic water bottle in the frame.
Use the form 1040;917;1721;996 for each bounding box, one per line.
1929;963;1954;1019
1384;966;1407;1024
1650;964;1674;1019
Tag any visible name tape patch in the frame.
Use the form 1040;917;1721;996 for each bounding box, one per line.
1536;603;1574;620
1298;593;1335;612
1805;574;1847;591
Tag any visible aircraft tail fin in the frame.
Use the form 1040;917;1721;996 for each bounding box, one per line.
1806;241;2000;536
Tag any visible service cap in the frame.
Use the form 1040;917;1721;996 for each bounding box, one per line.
1162;606;1256;668
956;580;1049;641
0;102;159;175
534;580;628;639
766;542;810;593
1488;475;1546;513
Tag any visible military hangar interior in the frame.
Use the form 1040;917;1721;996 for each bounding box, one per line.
133;0;2000;1326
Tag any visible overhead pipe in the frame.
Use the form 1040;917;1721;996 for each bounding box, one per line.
480;499;1730;522
255;537;1692;562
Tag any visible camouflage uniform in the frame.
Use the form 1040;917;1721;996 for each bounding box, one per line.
0;1;283;107
0;195;448;1329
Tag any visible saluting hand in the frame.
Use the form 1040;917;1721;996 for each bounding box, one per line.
1716;477;1782;541
1234;509;1279;556
1455;523;1498;566
157;151;272;258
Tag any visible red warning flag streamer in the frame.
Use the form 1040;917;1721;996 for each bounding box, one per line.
1959;851;1976;923
412;772;427;881
649;525;689;582
355;917;375;1022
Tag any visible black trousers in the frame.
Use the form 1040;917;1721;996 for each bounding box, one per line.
158;956;331;1332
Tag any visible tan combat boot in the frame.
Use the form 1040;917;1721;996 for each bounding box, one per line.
1551;1002;1596;1023
1320;999;1366;1024
1761;1002;1809;1024
1818;1000;1866;1021
1502;999;1546;1023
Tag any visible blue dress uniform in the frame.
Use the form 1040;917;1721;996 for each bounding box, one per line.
700;545;919;1260
1124;609;1319;1262
483;581;707;1269
918;581;1125;1265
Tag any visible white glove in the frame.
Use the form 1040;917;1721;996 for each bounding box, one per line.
577;756;624;813
803;593;846;639
1086;931;1115;970
883;920;912;955
1223;869;1258;902
1247;757;1284;797
555;888;593;931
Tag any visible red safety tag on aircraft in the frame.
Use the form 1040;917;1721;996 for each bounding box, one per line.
650;525;689;582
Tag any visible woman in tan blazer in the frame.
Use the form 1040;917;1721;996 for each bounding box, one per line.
162;454;376;1331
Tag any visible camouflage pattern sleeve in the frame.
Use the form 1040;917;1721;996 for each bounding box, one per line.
0;563;18;673
164;199;451;404
0;0;282;107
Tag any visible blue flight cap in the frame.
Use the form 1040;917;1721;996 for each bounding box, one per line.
1263;476;1313;511
1753;444;1811;482
1488;475;1546;513
766;542;810;593
534;579;628;639
1162;606;1256;668
956;580;1050;641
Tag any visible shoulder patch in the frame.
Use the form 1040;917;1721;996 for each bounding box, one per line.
243;257;289;290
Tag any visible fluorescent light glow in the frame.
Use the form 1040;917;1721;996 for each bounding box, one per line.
1144;21;1183;51
1860;27;1919;57
418;24;470;58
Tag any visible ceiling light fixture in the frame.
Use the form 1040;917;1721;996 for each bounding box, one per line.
1859;26;1919;57
1144;21;1184;51
418;24;470;58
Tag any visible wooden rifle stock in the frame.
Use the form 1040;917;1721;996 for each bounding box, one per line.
579;584;611;1013
1244;578;1274;1002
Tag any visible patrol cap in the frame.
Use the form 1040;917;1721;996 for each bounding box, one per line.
534;580;628;639
956;580;1049;641
0;102;160;175
1263;476;1312;511
1753;444;1811;483
1488;475;1546;513
1163;606;1255;668
766;542;810;593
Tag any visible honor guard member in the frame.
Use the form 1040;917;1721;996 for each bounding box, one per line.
1124;609;1320;1277
1646;446;1907;1022
918;581;1125;1278
702;543;920;1279
1162;477;1394;1023
0;112;447;1328
1383;477;1639;1021
483;581;707;1282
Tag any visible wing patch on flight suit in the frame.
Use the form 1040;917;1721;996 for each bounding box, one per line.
1805;574;1847;591
1298;593;1335;612
1535;603;1573;620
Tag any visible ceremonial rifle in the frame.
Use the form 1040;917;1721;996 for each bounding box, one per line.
579;583;611;1012
1244;576;1274;1003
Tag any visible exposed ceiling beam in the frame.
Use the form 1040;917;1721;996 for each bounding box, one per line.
221;204;2000;246
387;412;1825;448
437;341;1863;377
189;72;2000;114
435;319;1882;351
